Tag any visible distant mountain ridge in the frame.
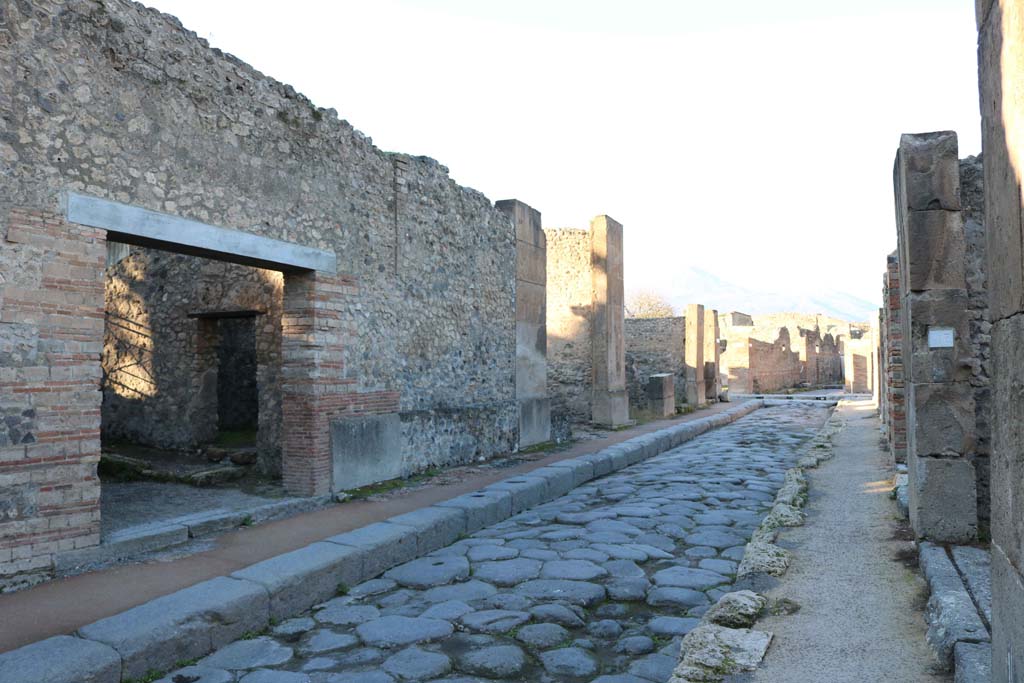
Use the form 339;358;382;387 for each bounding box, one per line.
637;267;878;323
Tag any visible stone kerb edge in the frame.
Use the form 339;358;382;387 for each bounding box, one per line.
0;400;764;683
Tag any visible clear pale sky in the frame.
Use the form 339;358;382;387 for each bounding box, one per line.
145;0;982;312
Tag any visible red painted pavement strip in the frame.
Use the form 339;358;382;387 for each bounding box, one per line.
0;400;749;654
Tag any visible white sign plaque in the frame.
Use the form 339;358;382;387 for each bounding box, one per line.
928;327;955;349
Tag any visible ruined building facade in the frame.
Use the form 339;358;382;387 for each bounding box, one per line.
0;0;551;589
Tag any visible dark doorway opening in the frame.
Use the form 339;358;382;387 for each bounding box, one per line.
216;316;259;443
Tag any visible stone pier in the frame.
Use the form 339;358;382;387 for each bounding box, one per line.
703;308;722;401
590;216;629;426
684;304;706;405
893;131;978;543
498;200;551;447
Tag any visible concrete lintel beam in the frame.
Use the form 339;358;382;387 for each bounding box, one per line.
66;193;337;274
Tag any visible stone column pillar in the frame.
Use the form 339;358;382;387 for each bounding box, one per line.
497;199;551;447
894;131;977;543
684;304;706;405
703;308;721;401
979;2;1024;677
590;215;629;426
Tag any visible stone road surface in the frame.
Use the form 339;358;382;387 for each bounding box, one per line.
157;405;828;683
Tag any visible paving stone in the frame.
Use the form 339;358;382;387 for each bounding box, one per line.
607;578;651;601
698;558;738;575
646;586;710;608
685;529;747;548
460;609;531;633
419;600;474;621
520;548;561;561
627;653;677;681
540;559;608;581
239;670;309;683
648;615;701;636
588;619;624;639
591;543;649;561
325;673;395;683
721;546;747;561
480;593;533;611
604;559;646;579
422;580;497;603
155;666;233;683
332;647;385;667
516;579;607;606
435;490;513;533
456;644;528;678
198;638;293;670
471;558;542;586
328;522;418;578
564;548;610;562
530;603;585;627
315;603;380;627
355;616;454;648
382;646;452;680
273;617;316;641
590;675;649;683
516;622;570;648
466;545;518;562
539;647;599;677
384;556;470;589
615;635;656;655
350;578;398;597
298;630;359;655
651;566;729;590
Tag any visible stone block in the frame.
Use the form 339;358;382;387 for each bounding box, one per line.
621;440;647;465
516;242;546;286
592;389;629;427
387;506;466;555
911;457;978;543
518;396;551;449
606;445;631;471
918;543;989;666
231;541;363;619
954;641;992;683
906;289;972;384
992;544;1024;683
991;316;1024;573
545;459;595;487
951;546;992;626
0;635;121;683
435;489;513;532
77;576;269;681
485;476;549;514
55;521;188;573
903;210;967;292
898;131;961;212
580;451;615;477
326;522;418;578
331;414;402;492
911;382;975;457
647;373;675;417
528;466;576;499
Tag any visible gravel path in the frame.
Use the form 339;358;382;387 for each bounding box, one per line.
156;404;829;683
747;400;951;683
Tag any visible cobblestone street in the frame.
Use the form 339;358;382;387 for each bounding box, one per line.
158;405;829;683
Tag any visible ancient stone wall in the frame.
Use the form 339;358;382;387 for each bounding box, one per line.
977;4;1023;674
102;248;284;473
544;229;593;422
0;0;518;586
624;316;685;413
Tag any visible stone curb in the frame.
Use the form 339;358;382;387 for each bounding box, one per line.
736;405;843;579
0;400;763;683
918;542;990;669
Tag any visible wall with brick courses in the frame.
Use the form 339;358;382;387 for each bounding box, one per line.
0;0;517;586
883;252;907;463
0;210;106;591
624;316;685;413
